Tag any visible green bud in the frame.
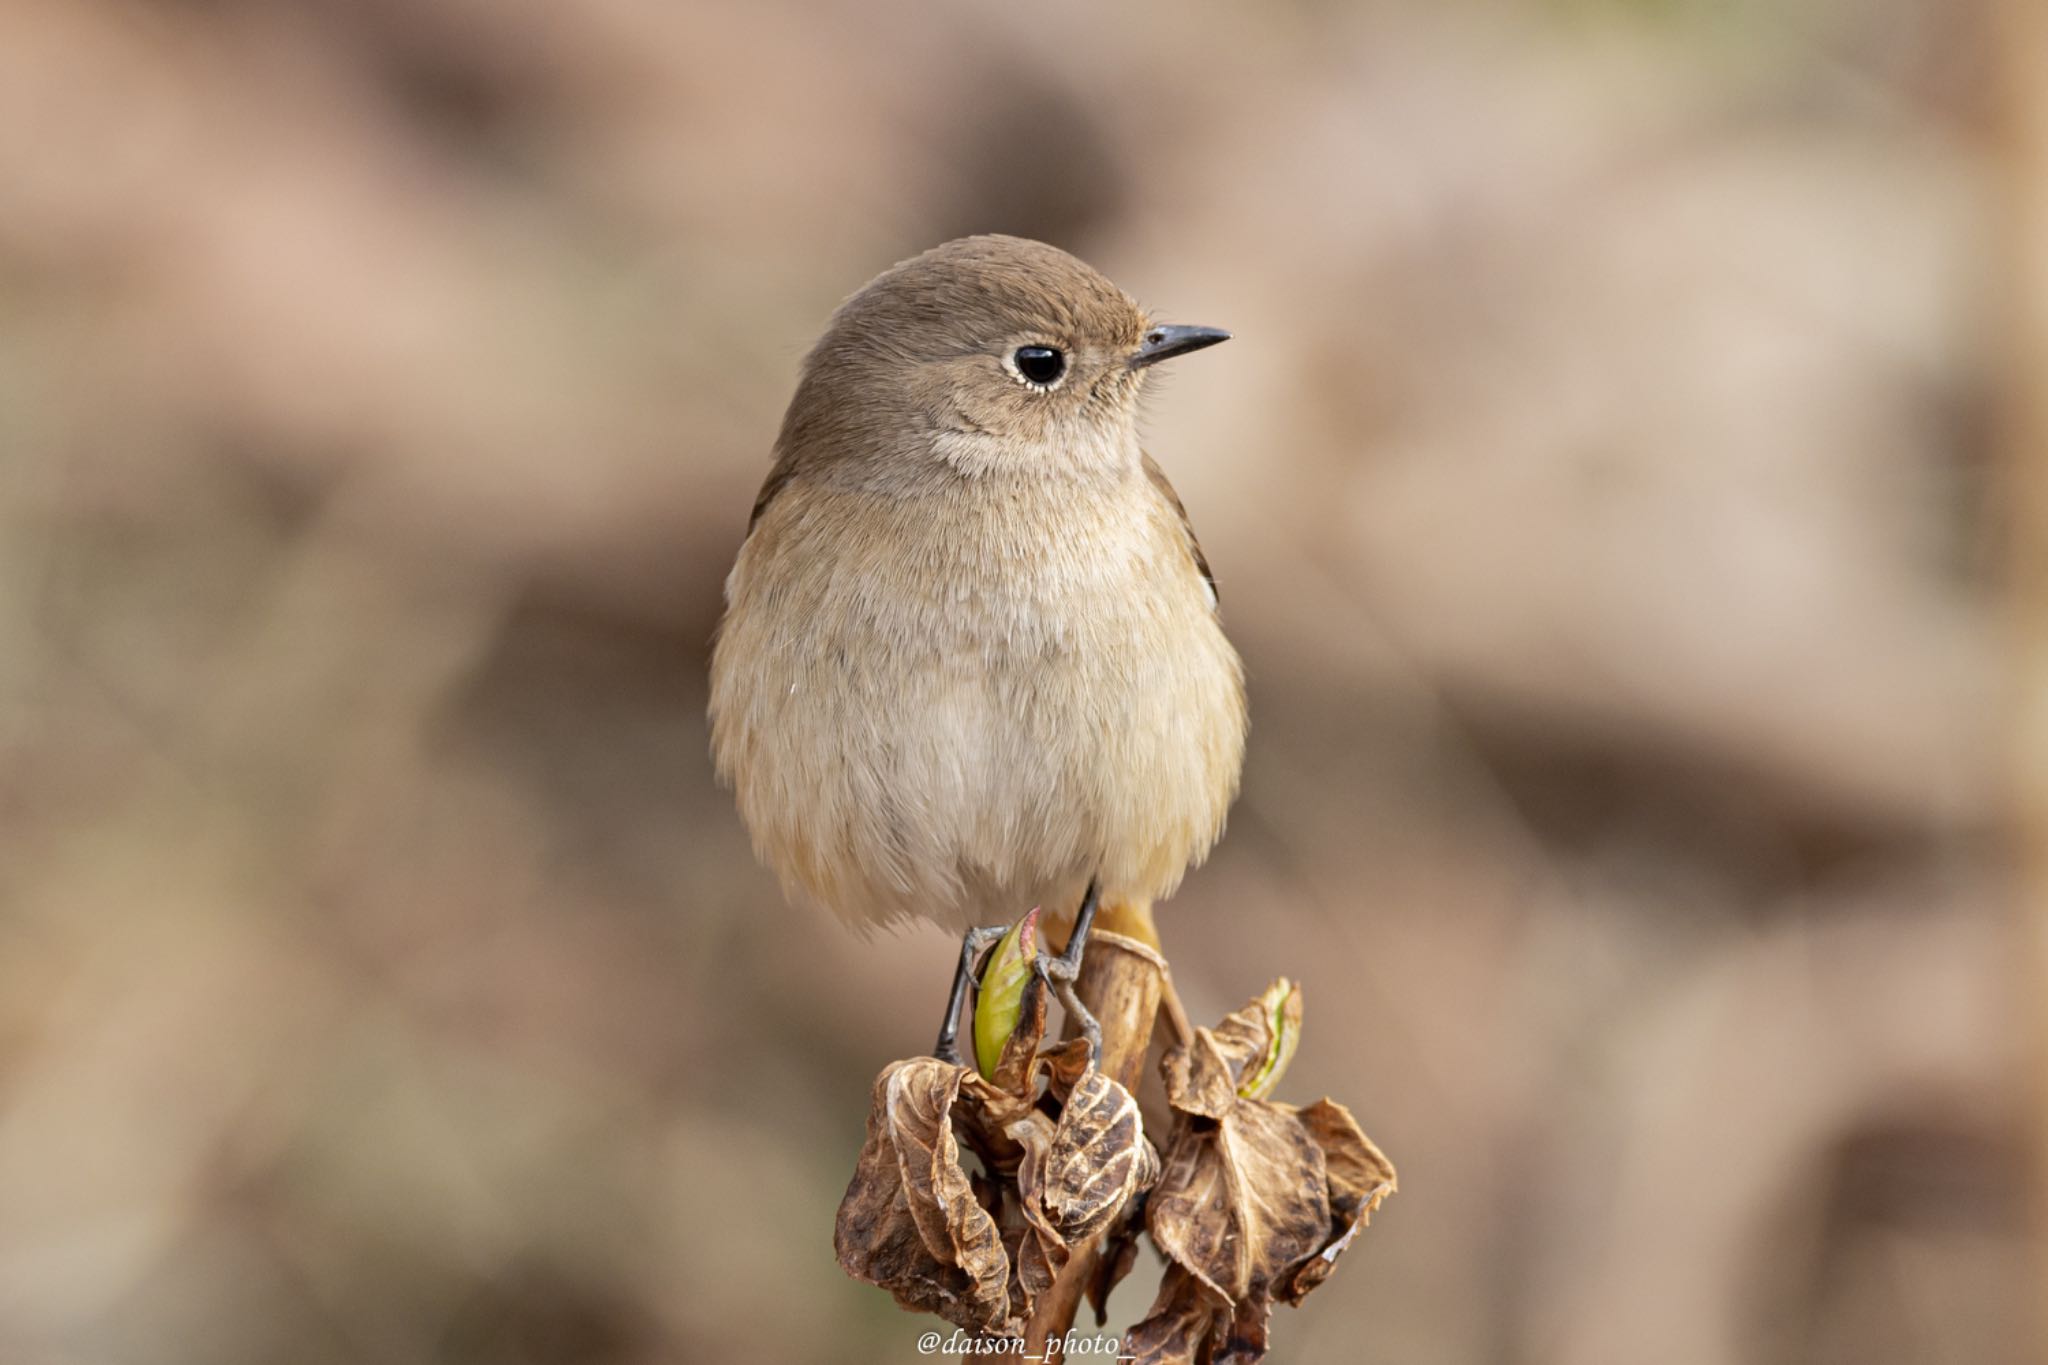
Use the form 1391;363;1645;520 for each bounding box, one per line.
973;908;1040;1080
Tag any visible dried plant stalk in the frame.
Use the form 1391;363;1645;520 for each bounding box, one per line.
842;922;1394;1363
1010;929;1166;1363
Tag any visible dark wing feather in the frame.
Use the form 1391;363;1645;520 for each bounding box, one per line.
1142;452;1217;607
746;454;801;535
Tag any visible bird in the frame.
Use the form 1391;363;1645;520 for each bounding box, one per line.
709;234;1245;1061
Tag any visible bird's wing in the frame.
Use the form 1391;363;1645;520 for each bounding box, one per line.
1143;451;1218;608
746;453;801;536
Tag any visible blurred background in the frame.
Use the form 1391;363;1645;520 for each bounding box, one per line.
1;0;2036;1362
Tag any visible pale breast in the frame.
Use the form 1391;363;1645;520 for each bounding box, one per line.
709;467;1246;930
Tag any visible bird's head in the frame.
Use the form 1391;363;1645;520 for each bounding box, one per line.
782;235;1228;481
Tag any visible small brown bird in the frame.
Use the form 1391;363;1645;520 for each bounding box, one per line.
709;234;1245;1057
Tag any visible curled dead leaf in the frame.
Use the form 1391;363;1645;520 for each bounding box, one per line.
833;1058;1014;1334
1140;1089;1330;1344
836;975;1159;1334
1238;978;1302;1100
1125;1266;1227;1365
1005;1054;1160;1315
1127;983;1396;1364
1283;1098;1397;1303
1085;1204;1146;1329
1042;1067;1159;1245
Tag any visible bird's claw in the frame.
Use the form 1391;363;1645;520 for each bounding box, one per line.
1033;951;1103;1066
931;924;1011;1064
1036;952;1079;985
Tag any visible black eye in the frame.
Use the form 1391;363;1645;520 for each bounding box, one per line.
1012;345;1066;386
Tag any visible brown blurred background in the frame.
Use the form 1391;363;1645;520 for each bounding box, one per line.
0;1;2035;1362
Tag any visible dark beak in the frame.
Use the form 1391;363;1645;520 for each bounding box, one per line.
1129;323;1231;369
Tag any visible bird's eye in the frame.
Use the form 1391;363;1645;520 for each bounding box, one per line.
1010;345;1067;387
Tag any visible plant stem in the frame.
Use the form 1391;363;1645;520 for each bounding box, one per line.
1017;926;1166;1362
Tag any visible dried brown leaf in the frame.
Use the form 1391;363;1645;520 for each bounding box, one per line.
1146;1097;1330;1305
1161;1021;1253;1121
1295;1098;1395;1211
1042;1069;1156;1243
1085;1209;1145;1328
1008;1109;1066;1310
1128;986;1396;1363
1126;1266;1229;1365
1161;981;1294;1119
837;987;1159;1335
1008;1062;1158;1319
1035;1033;1097;1102
1281;1098;1397;1305
833;1058;1013;1334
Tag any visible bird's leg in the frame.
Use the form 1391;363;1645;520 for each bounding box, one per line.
1049;878;1101;980
1035;878;1102;1063
1047;972;1103;1063
932;925;1009;1065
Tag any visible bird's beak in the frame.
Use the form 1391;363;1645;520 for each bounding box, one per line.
1128;323;1231;369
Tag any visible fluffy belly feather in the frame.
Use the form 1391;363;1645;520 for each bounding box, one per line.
710;476;1245;930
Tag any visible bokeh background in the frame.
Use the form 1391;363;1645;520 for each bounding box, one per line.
2;1;2037;1362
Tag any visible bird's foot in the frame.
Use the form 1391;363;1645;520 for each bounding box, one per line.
930;879;1104;1067
1036;878;1103;1063
931;924;1008;1065
1035;951;1102;1064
